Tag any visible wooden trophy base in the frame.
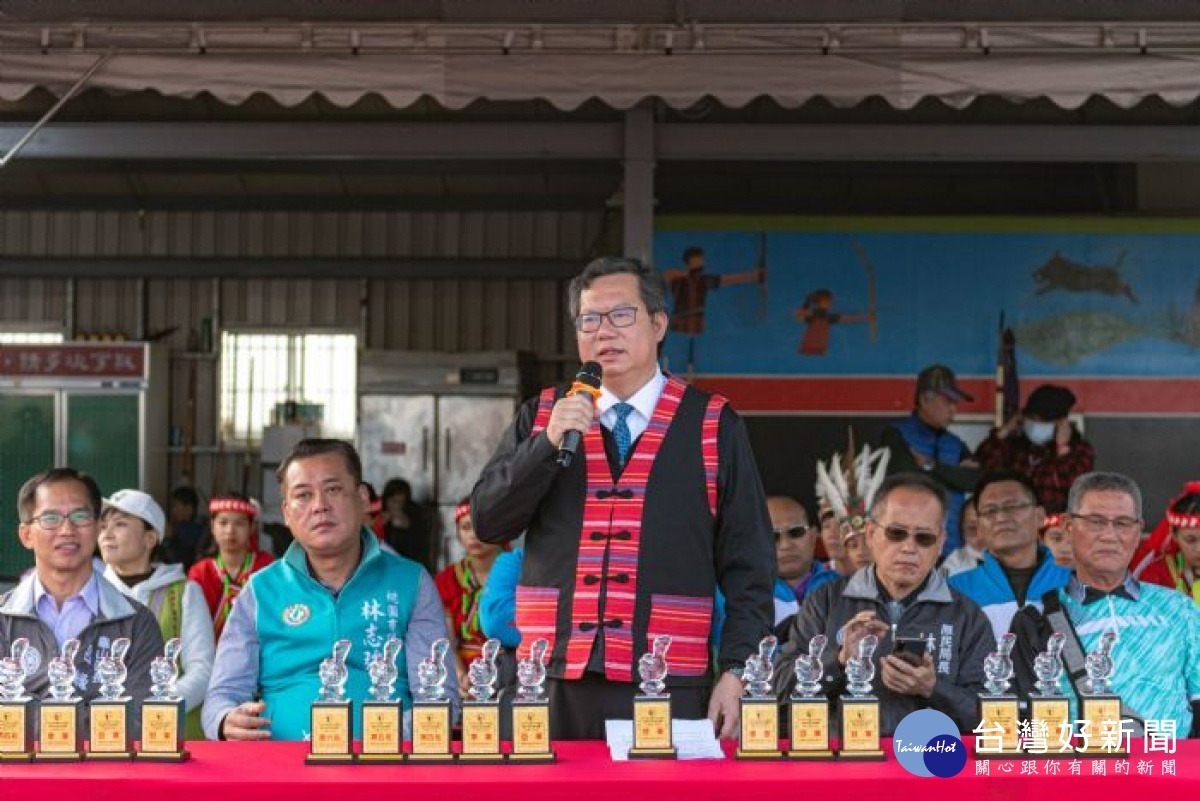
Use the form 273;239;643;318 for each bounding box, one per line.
137;749;190;763
0;698;34;763
407;700;454;764
34;750;84;762
405;753;457;764
36;699;83;762
306;700;353;765
838;697;885;761
1077;694;1127;758
458;700;502;764
1027;696;1071;758
357;700;402;764
86;751;133;761
629;695;676;760
977;694;1023;756
355;753;405;765
787;698;834;760
508;699;555;764
628;746;678;759
736;698;783;760
506;751;557;764
138;697;191;762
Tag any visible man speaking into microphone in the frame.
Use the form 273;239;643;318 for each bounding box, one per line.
471;256;773;740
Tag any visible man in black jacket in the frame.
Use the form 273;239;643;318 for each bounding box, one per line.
775;472;994;735
471;257;774;740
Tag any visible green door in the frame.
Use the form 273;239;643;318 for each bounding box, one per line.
0;395;55;579
67;393;140;501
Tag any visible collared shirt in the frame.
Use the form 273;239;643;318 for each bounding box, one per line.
33;571;100;649
596;366;667;444
1065;571;1141;605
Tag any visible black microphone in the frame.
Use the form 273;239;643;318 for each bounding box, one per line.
556;361;603;468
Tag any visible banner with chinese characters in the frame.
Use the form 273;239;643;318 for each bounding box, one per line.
0;344;146;380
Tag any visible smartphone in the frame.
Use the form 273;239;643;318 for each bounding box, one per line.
892;636;928;667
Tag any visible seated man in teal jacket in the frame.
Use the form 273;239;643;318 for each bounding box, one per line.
948;470;1070;640
203;439;457;741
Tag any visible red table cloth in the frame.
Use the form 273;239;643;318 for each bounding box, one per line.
1;739;1196;800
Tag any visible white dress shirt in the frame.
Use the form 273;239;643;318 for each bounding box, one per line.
596;367;667;444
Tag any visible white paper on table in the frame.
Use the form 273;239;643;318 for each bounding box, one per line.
604;718;726;761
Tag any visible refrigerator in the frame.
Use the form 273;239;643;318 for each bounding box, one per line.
358;351;533;569
0;343;168;578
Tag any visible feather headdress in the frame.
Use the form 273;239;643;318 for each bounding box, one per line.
815;428;890;538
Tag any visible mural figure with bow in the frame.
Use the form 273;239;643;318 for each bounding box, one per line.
794;241;878;356
662;237;767;373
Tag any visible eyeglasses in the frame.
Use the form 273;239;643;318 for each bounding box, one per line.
25;508;97;530
774;525;813;543
574;306;639;333
1070;513;1141;535
871;519;940;549
977;501;1036;522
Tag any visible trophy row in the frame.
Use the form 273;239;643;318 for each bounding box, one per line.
0;637;189;763
634;628;1127;762
307;636;556;764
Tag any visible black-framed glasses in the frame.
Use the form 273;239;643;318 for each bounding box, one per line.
773;525;813;543
25;508;97;530
574;306;639;333
871;519;940;549
1069;513;1141;535
977;501;1036;521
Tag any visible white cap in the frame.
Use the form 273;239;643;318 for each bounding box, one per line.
103;489;167;543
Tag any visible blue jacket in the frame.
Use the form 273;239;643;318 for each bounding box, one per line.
891;414;974;556
202;530;457;741
948;546;1071;641
480;548;523;648
713;561;838;651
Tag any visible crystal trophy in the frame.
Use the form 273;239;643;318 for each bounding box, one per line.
1079;630;1125;756
458;638;503;763
974;632;1021;755
357;636;403;763
408;638;453;763
306;639;353;764
137;638;189;762
838;633;884;760
736;635;783;760
87;635;137;761
37;638;84;761
1027;632;1070;753
629;634;676;759
787;634;833;760
0;637;36;762
509;638;555;763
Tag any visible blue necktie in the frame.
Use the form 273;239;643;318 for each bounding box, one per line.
612;402;636;465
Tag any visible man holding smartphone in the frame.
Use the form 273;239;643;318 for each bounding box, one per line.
774;473;995;735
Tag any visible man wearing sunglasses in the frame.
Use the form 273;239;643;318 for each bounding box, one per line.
1011;472;1200;737
775;473;994;735
769;497;837;630
0;468;164;734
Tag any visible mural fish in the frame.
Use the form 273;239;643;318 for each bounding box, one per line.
1015;310;1146;367
1033;251;1138;304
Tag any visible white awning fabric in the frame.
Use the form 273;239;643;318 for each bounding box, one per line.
3;23;1200;111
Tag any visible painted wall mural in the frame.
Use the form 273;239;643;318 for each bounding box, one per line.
653;222;1200;378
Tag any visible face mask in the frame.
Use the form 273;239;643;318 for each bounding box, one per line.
1024;420;1055;445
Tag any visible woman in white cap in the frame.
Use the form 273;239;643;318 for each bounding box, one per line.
98;488;215;739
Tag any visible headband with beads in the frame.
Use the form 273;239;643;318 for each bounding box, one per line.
210;497;257;519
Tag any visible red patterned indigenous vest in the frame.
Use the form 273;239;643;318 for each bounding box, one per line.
514;375;726;682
